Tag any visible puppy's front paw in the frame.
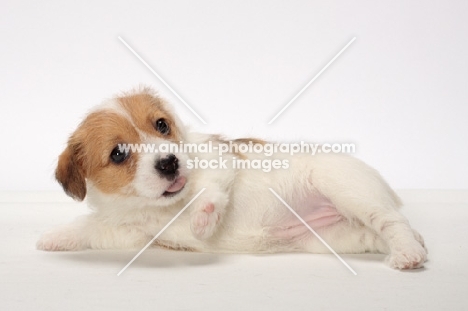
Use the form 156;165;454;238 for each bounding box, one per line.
386;243;427;270
36;228;83;251
190;203;220;240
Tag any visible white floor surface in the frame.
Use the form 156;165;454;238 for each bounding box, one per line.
1;190;467;310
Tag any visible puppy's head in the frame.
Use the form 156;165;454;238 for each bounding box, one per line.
56;88;190;207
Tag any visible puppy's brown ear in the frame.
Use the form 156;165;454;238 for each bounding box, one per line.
55;144;87;201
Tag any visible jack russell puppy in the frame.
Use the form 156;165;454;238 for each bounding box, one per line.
37;87;427;270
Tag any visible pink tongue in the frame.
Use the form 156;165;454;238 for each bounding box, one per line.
165;176;186;193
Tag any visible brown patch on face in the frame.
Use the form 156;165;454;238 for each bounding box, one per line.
117;90;182;142
56;110;142;199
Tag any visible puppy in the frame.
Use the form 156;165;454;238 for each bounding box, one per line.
37;87;427;270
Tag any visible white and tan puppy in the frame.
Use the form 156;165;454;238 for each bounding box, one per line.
37;87;427;270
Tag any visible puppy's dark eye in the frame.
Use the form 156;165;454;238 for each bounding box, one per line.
155;118;170;135
110;146;129;164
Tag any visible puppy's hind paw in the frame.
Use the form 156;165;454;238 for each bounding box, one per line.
190;203;220;240
386;244;427;270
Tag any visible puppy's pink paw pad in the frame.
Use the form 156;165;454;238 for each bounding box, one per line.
203;203;215;214
191;205;220;240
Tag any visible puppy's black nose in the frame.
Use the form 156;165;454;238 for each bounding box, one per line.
155;154;178;177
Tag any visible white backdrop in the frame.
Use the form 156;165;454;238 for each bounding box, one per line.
1;0;467;191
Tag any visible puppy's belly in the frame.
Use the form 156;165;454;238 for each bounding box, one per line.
267;194;344;240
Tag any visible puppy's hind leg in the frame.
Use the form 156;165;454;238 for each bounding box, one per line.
298;221;389;255
310;155;427;269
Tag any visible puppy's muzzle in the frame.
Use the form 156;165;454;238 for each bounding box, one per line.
155;154;179;179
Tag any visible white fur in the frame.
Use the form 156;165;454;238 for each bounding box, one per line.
37;93;427;270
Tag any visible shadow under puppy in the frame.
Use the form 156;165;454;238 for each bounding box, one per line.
37;87;427;270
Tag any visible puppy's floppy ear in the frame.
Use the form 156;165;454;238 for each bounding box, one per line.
55;143;87;201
